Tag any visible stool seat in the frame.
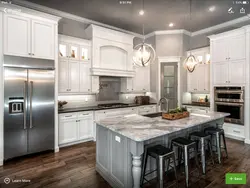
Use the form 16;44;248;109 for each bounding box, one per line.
148;145;172;157
204;127;224;134
190;131;210;138
172;137;196;146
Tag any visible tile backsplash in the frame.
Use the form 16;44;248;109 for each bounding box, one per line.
182;92;210;104
58;92;157;108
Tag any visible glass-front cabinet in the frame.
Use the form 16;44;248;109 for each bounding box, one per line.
59;39;90;62
80;46;91;61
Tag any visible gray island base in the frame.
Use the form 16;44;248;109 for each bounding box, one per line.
96;112;229;188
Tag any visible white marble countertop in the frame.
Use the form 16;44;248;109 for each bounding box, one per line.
96;111;230;142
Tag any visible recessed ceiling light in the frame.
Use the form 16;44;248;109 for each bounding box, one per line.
139;10;144;16
209;6;216;12
169;23;174;27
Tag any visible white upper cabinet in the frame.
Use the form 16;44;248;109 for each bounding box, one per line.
58;35;94;94
4;14;56;60
80;63;91;93
133;66;150;92
186;47;210;93
213;62;229;85
210;28;246;85
4;14;30;57
31;20;54;60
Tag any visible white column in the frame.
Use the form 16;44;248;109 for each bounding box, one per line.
132;155;142;188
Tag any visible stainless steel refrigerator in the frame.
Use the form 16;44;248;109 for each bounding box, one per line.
4;56;55;160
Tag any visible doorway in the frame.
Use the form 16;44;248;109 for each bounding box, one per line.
161;62;178;110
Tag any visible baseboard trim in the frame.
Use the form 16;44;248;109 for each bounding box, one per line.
225;133;245;141
54;147;59;153
59;138;94;148
0;159;3;166
244;139;250;145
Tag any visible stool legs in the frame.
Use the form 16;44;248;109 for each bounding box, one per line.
215;132;221;164
222;133;228;158
140;150;148;186
200;138;206;174
157;157;165;188
184;146;189;187
208;140;215;165
172;154;178;187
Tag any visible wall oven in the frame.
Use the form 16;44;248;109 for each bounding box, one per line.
214;87;244;125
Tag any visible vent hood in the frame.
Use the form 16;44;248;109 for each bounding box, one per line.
91;68;135;77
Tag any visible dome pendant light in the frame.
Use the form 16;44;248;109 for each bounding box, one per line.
133;0;156;67
184;0;198;72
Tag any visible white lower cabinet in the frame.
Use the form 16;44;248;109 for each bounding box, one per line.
59;111;94;147
184;105;210;113
223;123;245;141
138;105;157;115
59;118;78;145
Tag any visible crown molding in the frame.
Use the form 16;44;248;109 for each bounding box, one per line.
191;15;250;36
145;30;191;38
10;0;250;39
11;0;144;38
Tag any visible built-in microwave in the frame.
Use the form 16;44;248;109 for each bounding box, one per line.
214;87;244;125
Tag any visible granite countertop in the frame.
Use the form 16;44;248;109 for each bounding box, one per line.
182;102;210;107
58;103;157;114
96;112;229;142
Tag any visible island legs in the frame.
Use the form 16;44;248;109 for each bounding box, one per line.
132;155;142;188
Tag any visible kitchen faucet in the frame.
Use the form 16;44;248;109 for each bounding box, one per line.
158;97;169;113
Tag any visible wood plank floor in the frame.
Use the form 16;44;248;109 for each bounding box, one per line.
0;138;249;188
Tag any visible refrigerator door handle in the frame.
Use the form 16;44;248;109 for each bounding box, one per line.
23;81;27;130
30;81;33;129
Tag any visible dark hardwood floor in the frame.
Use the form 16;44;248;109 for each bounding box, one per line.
0;138;249;188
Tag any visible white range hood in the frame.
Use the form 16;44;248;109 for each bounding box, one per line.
91;68;135;77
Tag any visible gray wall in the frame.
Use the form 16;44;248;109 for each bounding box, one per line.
58;18;89;39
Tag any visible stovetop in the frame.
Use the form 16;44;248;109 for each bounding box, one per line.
97;103;129;109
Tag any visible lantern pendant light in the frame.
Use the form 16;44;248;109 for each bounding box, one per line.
132;0;156;67
184;0;198;72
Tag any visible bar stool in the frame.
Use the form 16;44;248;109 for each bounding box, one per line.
141;144;178;188
189;131;214;174
170;137;199;188
204;127;228;164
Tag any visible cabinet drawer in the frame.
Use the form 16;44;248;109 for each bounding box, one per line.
223;123;245;138
59;113;77;120
78;111;93;118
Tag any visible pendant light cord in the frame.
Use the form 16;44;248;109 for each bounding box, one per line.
188;0;192;52
142;0;145;42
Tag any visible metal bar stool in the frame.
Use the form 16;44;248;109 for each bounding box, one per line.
141;144;178;188
170;137;199;188
204;127;228;164
189;131;214;174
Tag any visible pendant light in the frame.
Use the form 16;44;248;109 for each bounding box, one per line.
133;0;156;67
184;0;198;73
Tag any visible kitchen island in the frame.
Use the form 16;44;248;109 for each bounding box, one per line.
95;112;229;188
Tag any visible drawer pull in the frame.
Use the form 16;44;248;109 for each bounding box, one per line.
65;115;72;117
81;113;89;116
233;130;241;134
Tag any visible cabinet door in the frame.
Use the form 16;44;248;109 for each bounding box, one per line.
213;62;229;85
211;39;228;63
133;66;150;92
229;60;245;84
59;59;69;93
59;42;69;59
80;45;91;61
92;76;100;93
80;63;91;92
69;44;80;60
121;78;133;92
78;114;93;140
4;14;31;57
68;61;80;92
31;20;54;60
204;64;210;92
187;70;198;92
228;35;245;61
59;119;78;144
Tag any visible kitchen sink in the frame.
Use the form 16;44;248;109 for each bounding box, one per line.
143;112;162;118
